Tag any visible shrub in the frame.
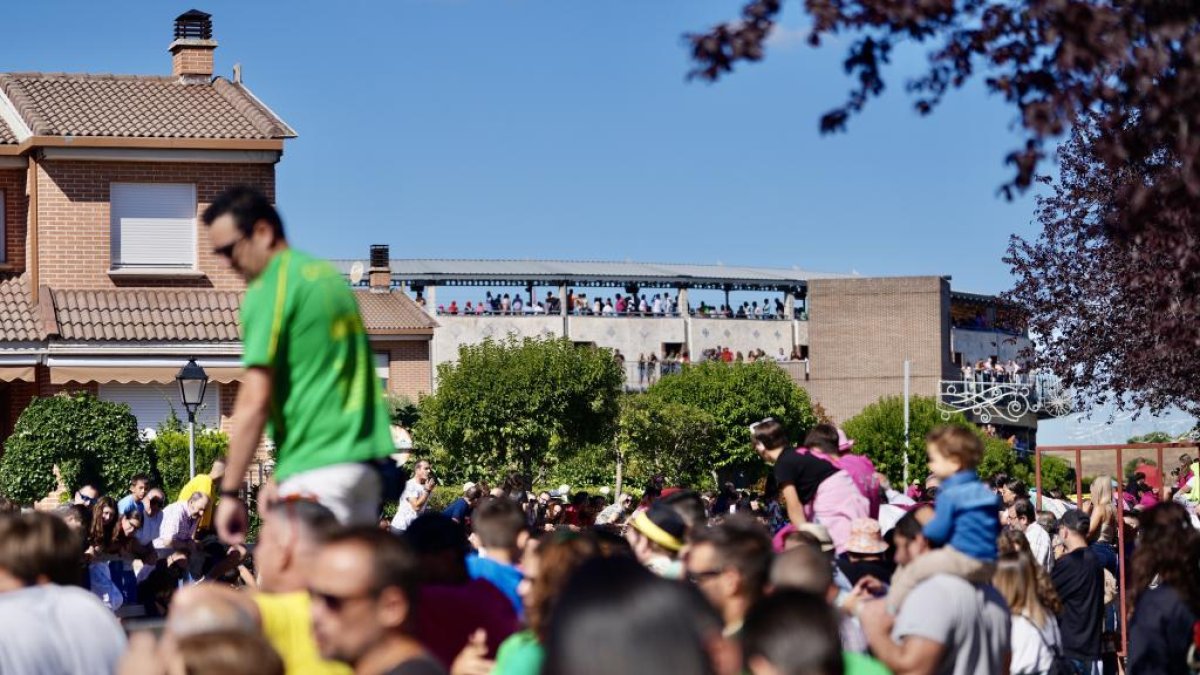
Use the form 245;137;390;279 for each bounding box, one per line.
646;361;817;473
0;393;156;504
151;410;230;498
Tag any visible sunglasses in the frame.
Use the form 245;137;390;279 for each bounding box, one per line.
309;588;375;613
212;237;243;260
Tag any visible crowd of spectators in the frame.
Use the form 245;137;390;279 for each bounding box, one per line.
422;289;806;320
1;426;1198;674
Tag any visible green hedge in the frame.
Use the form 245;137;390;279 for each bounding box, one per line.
0;393;156;504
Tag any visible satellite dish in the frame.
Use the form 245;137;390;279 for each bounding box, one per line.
349;261;365;285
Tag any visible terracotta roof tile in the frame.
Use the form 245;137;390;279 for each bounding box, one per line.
0;116;15;144
0;73;295;140
49;286;432;342
0;275;40;341
52;288;242;342
355;290;438;333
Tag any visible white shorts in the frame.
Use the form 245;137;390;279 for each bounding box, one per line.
276;462;381;525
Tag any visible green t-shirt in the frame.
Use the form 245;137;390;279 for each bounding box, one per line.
844;651;892;675
494;630;543;675
241;249;392;480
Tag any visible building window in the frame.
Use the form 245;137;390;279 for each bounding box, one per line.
110;183;196;269
375;352;390;394
98;382;221;437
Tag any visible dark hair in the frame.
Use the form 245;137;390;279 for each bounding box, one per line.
501;472;526;495
803;424;841;456
464;485;484;501
742;590;844;675
892;509;925;542
752;419;789;452
324;526;420;600
690;518;773;603
658;490;707;532
543;556;721;675
472;497;527;550
528;531;602;642
0;512;82;586
769;542;831;594
1060;508;1090;537
129;474;150;487
1004;479;1029;500
403;513;469;556
571;491;590;507
201;185;285;240
926;425;984;469
89;496;119;550
1012;498;1036;524
1132;503;1200;616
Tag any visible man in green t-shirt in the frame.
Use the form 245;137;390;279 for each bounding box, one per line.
203;186;393;543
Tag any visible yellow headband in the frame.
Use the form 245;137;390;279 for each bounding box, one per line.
631;511;683;552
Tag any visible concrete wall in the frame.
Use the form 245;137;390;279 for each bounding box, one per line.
430;313;808;365
802;276;953;424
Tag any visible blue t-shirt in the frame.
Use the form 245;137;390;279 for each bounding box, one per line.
443;497;472;523
922;470;1000;561
116;494;143;518
465;554;523;617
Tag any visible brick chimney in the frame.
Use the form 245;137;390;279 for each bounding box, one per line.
369;245;392;292
169;10;217;83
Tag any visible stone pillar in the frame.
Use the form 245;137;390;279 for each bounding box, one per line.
559;283;569;337
679;287;692;358
784;292;795;319
425;285;437;317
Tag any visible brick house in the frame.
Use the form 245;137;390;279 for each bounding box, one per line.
0;11;433;454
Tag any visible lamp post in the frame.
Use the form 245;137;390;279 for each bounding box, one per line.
176;358;209;480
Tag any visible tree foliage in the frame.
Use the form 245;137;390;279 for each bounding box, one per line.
151;410;230;499
617;394;721;490
645;360;816;472
1006;125;1200;414
692;2;1200;400
841;395;968;485
1127;431;1175;444
413;336;624;483
0;394;156;504
842;394;1073;494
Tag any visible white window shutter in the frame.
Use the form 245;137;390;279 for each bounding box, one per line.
110;183;196;268
98;383;221;434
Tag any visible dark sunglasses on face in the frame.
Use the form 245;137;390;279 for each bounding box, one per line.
213;237;242;260
309;588;373;613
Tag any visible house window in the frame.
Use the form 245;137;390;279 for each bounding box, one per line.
98;382;221;437
375;352;391;394
110;183;196;269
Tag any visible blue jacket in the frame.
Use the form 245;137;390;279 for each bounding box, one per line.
923;470;1000;561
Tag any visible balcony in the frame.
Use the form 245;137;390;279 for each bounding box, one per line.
938;370;1071;425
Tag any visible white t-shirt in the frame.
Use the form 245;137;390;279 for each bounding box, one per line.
0;585;126;675
391;478;427;531
1024;523;1054;574
1010;612;1062;675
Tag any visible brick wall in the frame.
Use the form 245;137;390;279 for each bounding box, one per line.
802;277;954;424
378;339;432;402
35;159;274;289
172;48;214;78
0;169;27;271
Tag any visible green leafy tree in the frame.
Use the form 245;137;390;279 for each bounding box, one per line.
413;336;624;483
151;410;230;499
550;443;616;491
645;361;816;473
1127;432;1174;444
0;393;155;504
1039;456;1075;498
387;394;420;429
842;396;971;485
617;394;721;490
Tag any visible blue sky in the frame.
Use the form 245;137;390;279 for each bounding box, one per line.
4;1;1188;441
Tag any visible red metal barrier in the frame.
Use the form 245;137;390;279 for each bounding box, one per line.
1035;441;1197;657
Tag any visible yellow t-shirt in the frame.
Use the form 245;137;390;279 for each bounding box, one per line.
176;474;216;531
254;592;352;675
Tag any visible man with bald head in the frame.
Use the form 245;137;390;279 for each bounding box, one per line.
169;500;349;674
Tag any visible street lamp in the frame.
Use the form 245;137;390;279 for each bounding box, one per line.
176;358;209;480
